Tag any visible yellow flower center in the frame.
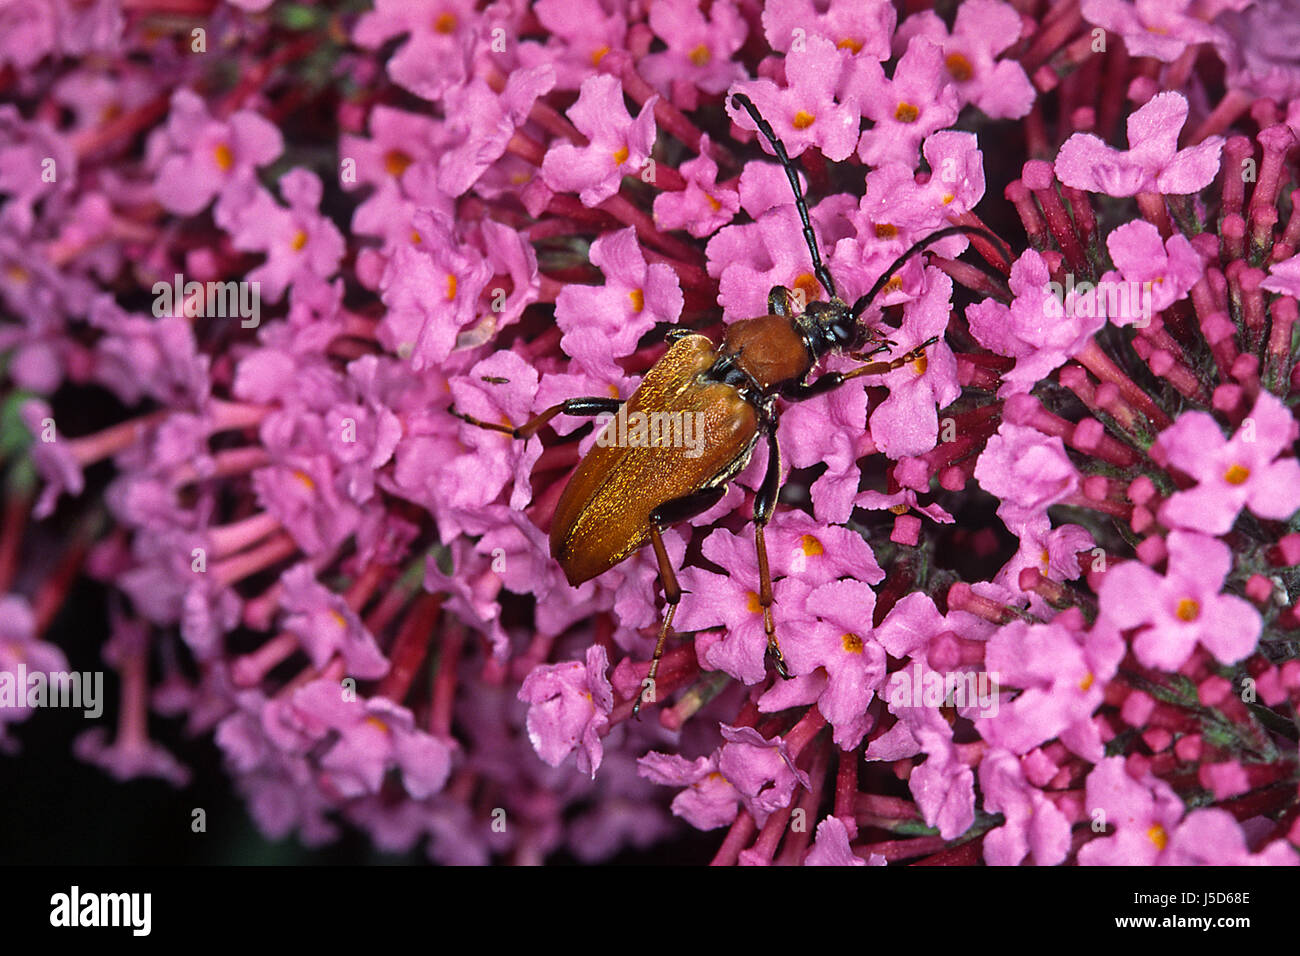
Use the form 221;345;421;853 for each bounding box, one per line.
612;144;629;166
433;12;457;34
291;230;308;251
894;102;920;123
1224;463;1250;485
1176;598;1200;622
746;591;762;614
945;52;974;82
293;469;315;490
446;274;458;301
1147;824;1168;850
591;45;610;66
881;275;903;294
836;37;863;54
942;193;955;205
628;288;645;313
1079;672;1094;691
800;535;824;556
689;44;711;66
792;110;816;130
364;715;391;733
330;610;348;629
214;142;234;172
706;193;722;212
384;149;413;178
841;633;864;654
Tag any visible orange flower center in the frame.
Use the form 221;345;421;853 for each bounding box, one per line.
384;149;413;178
446;274;458;301
214;142;234;172
612;144;629;166
1147;824;1168;850
1176;598;1200;622
746;591;762;614
433;12;457;34
874;222;898;239
1223;463;1250;485
793;272;820;303
689;44;711;66
628;288;645;313
837;37;864;54
894;102;920;123
800;534;824;556
792;110;816;130
291;230;308;251
841;633;864;654
945;52;974;82
591;45;610;66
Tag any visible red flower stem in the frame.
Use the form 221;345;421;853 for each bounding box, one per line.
0;484;32;595
428;604;462;737
1188;90;1253;145
711;810;756;866
774;736;830;865
1074;339;1172;429
859;835;949;862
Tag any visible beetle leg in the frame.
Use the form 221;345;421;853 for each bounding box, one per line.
634;486;730;718
780;336;941;401
768;286;795;317
450;395;623;439
753;424;791;679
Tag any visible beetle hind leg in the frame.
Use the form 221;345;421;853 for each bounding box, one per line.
450;395;623;439
753;426;791;680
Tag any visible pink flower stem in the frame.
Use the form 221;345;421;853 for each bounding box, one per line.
1188;89;1253;145
212;533;298;588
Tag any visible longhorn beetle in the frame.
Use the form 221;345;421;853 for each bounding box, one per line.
455;92;1006;717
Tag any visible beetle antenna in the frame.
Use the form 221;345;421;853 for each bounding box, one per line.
730;91;836;301
851;225;1011;319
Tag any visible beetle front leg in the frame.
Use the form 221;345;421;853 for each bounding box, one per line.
753;425;791;679
450;395;623;439
634;485;728;718
780;336;941;401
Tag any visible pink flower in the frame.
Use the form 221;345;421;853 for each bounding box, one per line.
540;74;658;207
1078;757;1185;865
278;564;389;679
868;269;959;459
761;0;897;62
1055;91;1224;195
518;644;613;778
652;134;740;238
1152;391;1300;534
718;724;811;827
966;249;1106;395
895;0;1035;119
805;816;868;865
728;35;862;162
1263;251;1300;297
640;0;748;107
974;422;1080;533
1163;808;1300;865
147;89;282;221
638;750;741;830
1098;531;1261;670
981;611;1124;761
554;227;683;381
1081;0;1228;63
979;748;1072;866
853;37;961;168
352;0;477;100
228;170;345;304
1099;218;1204;324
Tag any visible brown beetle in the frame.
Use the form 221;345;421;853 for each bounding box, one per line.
455;93;1002;715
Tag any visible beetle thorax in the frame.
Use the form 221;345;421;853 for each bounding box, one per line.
720;314;816;391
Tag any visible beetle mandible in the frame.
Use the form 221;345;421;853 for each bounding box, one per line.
454;92;1003;717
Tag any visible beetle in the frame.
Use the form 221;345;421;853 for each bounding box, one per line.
454;92;1004;716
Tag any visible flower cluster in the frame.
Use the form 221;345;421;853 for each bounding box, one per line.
2;0;1299;866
